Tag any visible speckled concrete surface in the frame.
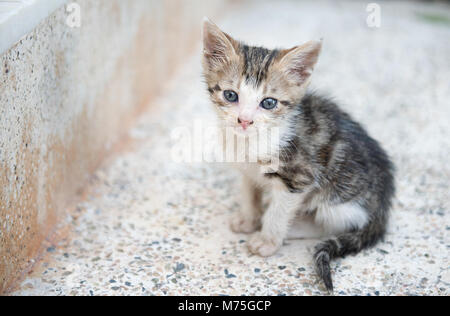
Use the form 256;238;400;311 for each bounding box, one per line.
11;0;450;295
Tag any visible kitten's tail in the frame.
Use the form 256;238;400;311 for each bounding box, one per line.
313;220;386;293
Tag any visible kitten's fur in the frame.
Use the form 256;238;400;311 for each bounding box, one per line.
202;19;395;292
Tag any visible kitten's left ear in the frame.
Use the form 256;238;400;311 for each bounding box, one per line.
277;39;323;82
202;17;239;70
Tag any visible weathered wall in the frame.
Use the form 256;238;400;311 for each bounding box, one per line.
0;0;224;294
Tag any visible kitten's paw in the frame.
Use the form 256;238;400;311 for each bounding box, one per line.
248;232;281;257
230;213;258;234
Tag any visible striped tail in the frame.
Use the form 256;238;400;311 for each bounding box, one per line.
313;221;386;293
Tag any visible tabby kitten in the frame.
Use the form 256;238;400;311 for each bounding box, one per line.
202;18;394;292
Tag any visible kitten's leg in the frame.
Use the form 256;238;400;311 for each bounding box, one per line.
248;182;302;257
315;201;369;235
286;216;325;240
230;176;262;234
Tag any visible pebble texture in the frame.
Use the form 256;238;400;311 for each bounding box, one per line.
11;0;450;296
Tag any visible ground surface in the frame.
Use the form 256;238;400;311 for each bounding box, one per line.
12;0;450;295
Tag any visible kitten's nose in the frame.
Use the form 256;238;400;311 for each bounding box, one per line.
237;117;254;130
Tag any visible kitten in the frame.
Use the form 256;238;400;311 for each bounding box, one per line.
202;18;395;293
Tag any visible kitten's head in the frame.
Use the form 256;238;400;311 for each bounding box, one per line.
202;18;322;135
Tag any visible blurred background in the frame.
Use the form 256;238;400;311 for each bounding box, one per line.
1;0;449;295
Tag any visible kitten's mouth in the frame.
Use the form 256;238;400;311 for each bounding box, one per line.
233;125;257;136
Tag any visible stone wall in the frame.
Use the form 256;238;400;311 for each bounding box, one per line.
0;0;224;293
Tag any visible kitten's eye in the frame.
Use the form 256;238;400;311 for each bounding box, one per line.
224;90;238;103
260;98;278;110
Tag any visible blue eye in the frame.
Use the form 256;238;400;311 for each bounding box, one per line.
224;90;238;103
260;98;278;110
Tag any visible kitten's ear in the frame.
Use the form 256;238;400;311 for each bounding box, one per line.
277;39;323;83
202;17;238;69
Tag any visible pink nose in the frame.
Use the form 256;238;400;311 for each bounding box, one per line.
238;118;254;130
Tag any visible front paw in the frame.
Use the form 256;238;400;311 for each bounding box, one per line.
248;232;282;257
230;212;259;234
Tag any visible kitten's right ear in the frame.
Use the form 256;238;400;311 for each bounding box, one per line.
277;39;323;83
202;17;238;69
